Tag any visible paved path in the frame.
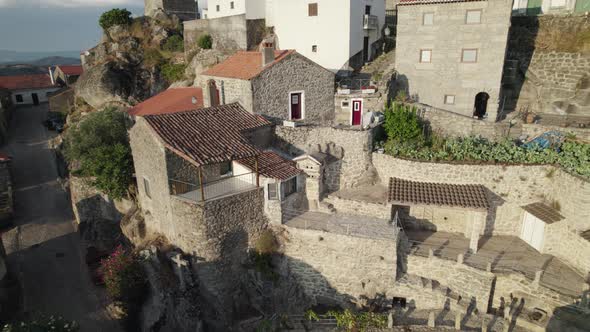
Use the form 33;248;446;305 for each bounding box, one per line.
0;104;120;331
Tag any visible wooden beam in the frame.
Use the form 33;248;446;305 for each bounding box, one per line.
198;166;205;202
255;156;260;187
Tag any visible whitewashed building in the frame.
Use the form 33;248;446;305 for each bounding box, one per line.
270;0;386;74
0;74;59;106
205;0;266;19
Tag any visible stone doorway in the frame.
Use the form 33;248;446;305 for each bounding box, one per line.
473;92;489;119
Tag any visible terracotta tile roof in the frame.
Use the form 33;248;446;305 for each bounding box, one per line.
238;151;303;181
144;103;271;167
522;202;564;224
398;0;485;5
58;65;84;76
128;88;204;116
388;177;489;210
202;50;296;80
0;74;54;90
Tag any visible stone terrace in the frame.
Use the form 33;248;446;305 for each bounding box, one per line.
404;230;587;297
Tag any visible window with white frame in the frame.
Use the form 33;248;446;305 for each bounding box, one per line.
423;12;434;25
312;45;317;53
143;177;151;199
444;95;456;105
268;183;278;200
420;49;432;63
461;49;478;63
216;4;220;11
465;10;482;24
230;1;234;9
550;0;566;8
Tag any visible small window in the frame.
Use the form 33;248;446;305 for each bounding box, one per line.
423;12;434;25
216;4;220;11
341;100;350;108
143;178;151;199
268;183;278;200
283;177;297;198
444;95;455;105
312;45;317;52
308;3;318;16
550;0;566;8
230;1;234;9
219;161;233;176
365;5;371;15
15;94;23;103
420;49;432;63
466;10;481;24
462;49;478;63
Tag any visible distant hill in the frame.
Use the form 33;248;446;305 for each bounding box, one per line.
0;49;80;65
30;56;81;66
0;64;48;77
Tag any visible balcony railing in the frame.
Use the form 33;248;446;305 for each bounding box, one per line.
363;14;379;30
170;173;257;202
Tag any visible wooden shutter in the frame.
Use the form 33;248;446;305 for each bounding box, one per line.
308;3;318;16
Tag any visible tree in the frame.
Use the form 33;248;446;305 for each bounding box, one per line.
65;108;133;199
197;34;213;49
383;102;424;142
99;8;132;30
161;63;187;82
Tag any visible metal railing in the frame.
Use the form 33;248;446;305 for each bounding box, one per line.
363;14;379;30
170;173;257;202
336;78;375;91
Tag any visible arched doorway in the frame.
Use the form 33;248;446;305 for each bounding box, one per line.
473;92;489;119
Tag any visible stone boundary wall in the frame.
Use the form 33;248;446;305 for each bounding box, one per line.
372;153;590;274
324;195;391;220
274;126;377;192
406;255;495;312
492;273;572;313
521;123;590;141
282;226;397;306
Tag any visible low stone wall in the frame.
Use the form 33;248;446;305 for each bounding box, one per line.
282;226;397;306
544;223;590;275
324;195;391;220
405;255;495;312
274;126;377;192
372;153;590;274
492;273;572;313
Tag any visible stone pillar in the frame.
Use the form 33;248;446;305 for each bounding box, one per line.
428;311;435;327
455;312;462;329
469;211;486;253
482;318;487;332
533;270;544;288
387;312;394;328
457;253;464;265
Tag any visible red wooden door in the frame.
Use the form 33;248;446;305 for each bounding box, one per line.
352;100;362;125
290;93;302;120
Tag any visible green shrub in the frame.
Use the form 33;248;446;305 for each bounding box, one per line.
197;34;213;49
161;63;187;82
163;35;184;52
2;316;79;332
64;107;133;199
326;309;387;332
143;48;165;67
99;8;132;30
101;245;147;302
383;102;424;142
255;230;279;254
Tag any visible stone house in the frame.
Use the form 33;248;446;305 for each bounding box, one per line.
145;0;198;21
395;0;513;121
200;47;335;125
512;0;589;15
52;65;83;87
0;74;59;106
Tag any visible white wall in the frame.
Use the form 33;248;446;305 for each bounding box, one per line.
271;0;352;72
207;0;265;19
11;88;60;105
349;0;386;64
512;0;578;14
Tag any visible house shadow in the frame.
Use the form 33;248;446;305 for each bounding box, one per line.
546;296;590;332
478;187;506;249
500;15;540;120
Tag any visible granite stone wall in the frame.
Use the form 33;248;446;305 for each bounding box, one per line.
183;15;265;52
372;153;590;274
251;53;336;126
395;0;513;121
324;195;392;220
145;0;197;21
405;255;495;312
199;75;253;111
274;126;376;192
0;160;12;221
282;226;398;305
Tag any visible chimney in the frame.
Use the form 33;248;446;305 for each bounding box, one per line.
261;42;274;67
48;67;55;85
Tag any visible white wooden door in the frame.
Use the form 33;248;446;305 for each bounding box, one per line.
520;212;545;252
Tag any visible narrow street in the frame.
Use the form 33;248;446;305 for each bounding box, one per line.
1;104;120;331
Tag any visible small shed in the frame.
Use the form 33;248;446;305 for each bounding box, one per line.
520;202;564;252
294;152;332;210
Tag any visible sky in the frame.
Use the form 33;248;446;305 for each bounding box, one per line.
0;0;146;52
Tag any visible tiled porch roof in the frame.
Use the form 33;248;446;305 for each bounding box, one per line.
144;103;270;167
238;151;302;181
522;202;564;224
388;177;489;210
